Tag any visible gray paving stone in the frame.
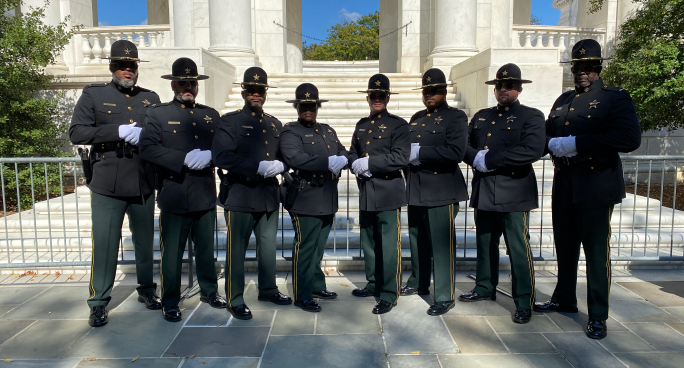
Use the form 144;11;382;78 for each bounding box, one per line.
616;352;684;368
229;309;274;327
186;303;231;327
625;323;684;351
2;286;90;320
262;334;386;368
499;333;557;353
444;299;511;316
388;354;441;368
113;290;200;313
598;331;657;353
0;320;34;345
270;309;314;335
618;281;684;307
242;284;296;311
442;316;506;354
316;301;380;335
546;310;628;332
381;299;458;354
76;358;182;367
544;332;627;368
0;359;80;368
0;286;48;305
0;305;18;318
0;320;91;359
522;354;574;368
164;327;269;357
609;300;681;323
180;357;259;368
535;282;642;301
661;306;684;321
439;354;535;368
486;315;561;333
668;322;684;335
64;311;184;358
316;279;369;302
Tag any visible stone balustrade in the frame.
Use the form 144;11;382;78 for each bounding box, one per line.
74;25;171;64
513;25;607;62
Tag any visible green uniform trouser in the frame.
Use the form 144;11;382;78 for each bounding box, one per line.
290;213;332;301
87;192;156;308
406;204;458;302
551;205;614;320
159;209;218;308
474;210;536;309
224;210;280;307
360;209;402;304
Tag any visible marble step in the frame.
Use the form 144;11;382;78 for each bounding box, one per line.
218;107;471;119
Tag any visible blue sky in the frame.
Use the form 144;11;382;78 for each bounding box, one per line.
97;0;560;40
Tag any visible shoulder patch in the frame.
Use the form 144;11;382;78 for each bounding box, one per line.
222;110;241;117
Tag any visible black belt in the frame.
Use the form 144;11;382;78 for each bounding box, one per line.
373;171;402;180
298;171;337;187
226;173;273;185
91;141;138;155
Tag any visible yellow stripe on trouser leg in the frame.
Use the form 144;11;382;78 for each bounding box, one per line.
227;211;232;308
395;209;401;304
523;211;536;308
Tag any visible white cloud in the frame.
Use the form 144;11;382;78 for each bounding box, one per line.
140;18;148;25
338;8;361;22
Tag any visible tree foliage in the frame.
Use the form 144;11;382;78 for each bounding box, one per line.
601;0;684;131
302;12;379;61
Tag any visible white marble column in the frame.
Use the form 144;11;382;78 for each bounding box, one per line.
490;0;513;48
425;0;478;72
23;0;69;72
171;0;194;47
553;0;578;27
208;0;259;70
286;0;302;73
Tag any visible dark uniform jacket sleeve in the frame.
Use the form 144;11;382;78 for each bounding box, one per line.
69;86;121;144
485;108;546;170
139;107;186;173
211;112;260;179
464;113;481;166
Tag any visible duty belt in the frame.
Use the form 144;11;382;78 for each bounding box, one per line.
91;141;138;157
298;171;337;187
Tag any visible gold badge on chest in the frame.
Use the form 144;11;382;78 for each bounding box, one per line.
434;116;443;124
506;115;517;123
589;100;600;109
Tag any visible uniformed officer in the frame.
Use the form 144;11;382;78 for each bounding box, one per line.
534;39;641;339
459;64;546;324
138;57;226;322
69;40;161;327
279;83;349;312
400;68;469;316
349;74;410;314
212;67;292;320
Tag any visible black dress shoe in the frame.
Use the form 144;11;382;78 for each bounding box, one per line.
162;306;182;322
352;288;375;297
400;285;430;296
258;292;292;305
294;299;322;312
427;301;455;316
201;292;227;309
138;292;162;310
372;300;396;314
458;290;495;302
228;304;253;320
88;305;108;327
312;290;338;299
586;319;607;339
513;308;532;324
533;300;579;313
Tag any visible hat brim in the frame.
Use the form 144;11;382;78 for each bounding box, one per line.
411;82;454;90
161;74;210;81
106;57;149;62
357;89;398;95
285;99;329;104
234;82;276;88
560;57;612;64
484;78;533;85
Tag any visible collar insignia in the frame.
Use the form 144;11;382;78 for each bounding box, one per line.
589;100;600;109
375;80;382;86
253;74;260;80
124;48;131;55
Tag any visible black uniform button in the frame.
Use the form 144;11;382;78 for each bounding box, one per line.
512;172;515;175
587;115;591;118
378;115;382;118
584;87;589;92
108;110;111;114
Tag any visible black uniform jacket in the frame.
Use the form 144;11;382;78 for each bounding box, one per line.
464;100;546;212
138;100;220;214
546;78;641;209
211;106;283;213
69;81;161;197
348;109;410;212
279;120;349;216
407;102;469;207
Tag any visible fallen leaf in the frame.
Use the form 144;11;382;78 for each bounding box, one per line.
2;359;13;362
172;353;178;356
202;362;207;365
180;308;186;312
55;272;61;277
410;351;421;355
48;312;51;314
132;356;139;362
340;283;348;287
88;358;96;361
216;324;221;327
42;273;48;275
186;355;196;358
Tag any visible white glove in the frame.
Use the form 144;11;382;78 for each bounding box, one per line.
257;160;271;176
351;157;370;176
549;136;577;157
409;143;420;165
360;170;372;178
264;160;285;178
126;127;142;145
184;149;201;167
473;149;493;173
118;122;138;141
328;156;347;176
188;150;212;170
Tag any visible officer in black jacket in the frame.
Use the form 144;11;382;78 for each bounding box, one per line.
534;40;641;339
138;57;226;322
279;83;349;312
212;67;292;321
349;74;410;314
69;40;161;327
401;68;468;316
459;64;546;324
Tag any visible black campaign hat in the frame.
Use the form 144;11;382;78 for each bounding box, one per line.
106;39;147;62
235;66;275;88
561;39;610;63
358;74;397;94
285;83;329;104
484;63;532;85
161;57;209;81
413;68;453;90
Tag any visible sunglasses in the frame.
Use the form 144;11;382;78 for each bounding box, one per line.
422;88;445;96
245;87;267;96
368;92;388;100
495;82;520;90
112;61;138;70
571;65;602;74
177;80;197;87
297;103;318;112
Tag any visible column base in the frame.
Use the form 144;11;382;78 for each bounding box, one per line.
424;51;478;76
208;47;262;77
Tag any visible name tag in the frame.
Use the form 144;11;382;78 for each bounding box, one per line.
556;107;563;110
305;134;314;137
478;118;485;121
411;123;417;125
103;103;116;107
167;121;181;125
359;129;366;132
242;125;253;129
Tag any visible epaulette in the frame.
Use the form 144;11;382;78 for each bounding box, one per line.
85;83;108;88
222;109;241;117
603;85;625;92
137;86;156;94
150;102;171;109
264;112;280;121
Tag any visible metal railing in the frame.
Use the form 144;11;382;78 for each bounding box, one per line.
1;155;683;269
